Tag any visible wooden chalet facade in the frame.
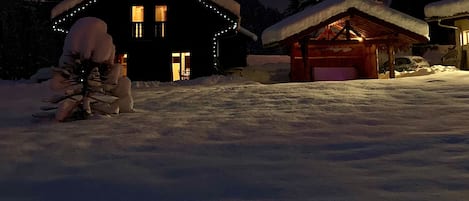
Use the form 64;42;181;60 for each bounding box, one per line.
262;0;429;81
425;0;469;70
51;0;255;81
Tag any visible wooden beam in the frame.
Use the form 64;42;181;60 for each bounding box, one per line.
305;38;399;46
387;44;396;79
299;36;312;81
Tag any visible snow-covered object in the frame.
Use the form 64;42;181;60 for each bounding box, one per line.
104;64;134;113
105;63;122;86
50;0;83;19
59;17;115;67
51;17;133;121
30;67;52;83
424;0;469;18
262;0;429;46
111;76;134;113
55;98;79;121
239;27;258;41
51;0;240;19
210;0;240;17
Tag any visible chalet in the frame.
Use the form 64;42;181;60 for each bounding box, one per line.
50;0;256;81
261;0;429;81
425;0;469;70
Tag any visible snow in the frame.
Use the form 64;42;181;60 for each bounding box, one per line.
239;27;258;41
424;0;469;18
51;0;240;19
262;0;429;46
50;0;83;19
58;17;115;66
210;0;240;17
2;54;469;200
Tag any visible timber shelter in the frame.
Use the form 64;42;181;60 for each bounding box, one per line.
262;0;429;81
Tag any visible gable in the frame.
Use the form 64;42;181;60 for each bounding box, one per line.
262;0;429;47
51;0;240;33
51;0;240;19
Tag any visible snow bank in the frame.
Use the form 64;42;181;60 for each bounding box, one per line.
234;55;291;84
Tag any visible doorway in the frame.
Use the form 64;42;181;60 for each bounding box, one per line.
172;51;191;81
116;53;128;77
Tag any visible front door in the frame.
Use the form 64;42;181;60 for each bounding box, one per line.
171;51;191;81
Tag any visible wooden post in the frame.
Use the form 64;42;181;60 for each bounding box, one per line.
387;44;395;79
300;37;311;81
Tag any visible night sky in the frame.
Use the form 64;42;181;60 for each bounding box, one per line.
258;0;290;11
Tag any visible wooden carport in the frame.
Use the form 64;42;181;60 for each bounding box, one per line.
262;0;429;81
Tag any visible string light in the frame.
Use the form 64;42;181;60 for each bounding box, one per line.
53;0;239;68
197;0;238;67
51;0;99;33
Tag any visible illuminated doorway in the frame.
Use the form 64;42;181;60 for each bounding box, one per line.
172;51;191;81
116;53;128;77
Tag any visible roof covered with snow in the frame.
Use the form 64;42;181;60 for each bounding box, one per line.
239;27;258;41
51;0;82;19
262;0;429;46
51;0;240;19
424;0;469;19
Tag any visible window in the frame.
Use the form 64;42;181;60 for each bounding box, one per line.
132;5;144;38
463;30;469;46
155;5;167;38
116;53;128;77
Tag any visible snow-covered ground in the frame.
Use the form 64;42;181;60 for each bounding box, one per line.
1;55;468;201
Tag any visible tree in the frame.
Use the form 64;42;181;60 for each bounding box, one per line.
235;0;284;54
37;17;134;122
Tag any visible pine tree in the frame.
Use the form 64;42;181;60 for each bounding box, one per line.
35;56;120;122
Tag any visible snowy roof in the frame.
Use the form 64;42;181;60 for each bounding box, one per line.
210;0;240;17
51;0;82;19
51;0;240;19
239;27;258;41
424;0;469;19
262;0;429;46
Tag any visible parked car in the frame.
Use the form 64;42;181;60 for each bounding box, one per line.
379;56;430;73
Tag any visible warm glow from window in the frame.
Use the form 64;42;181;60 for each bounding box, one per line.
155;5;167;38
122;54;128;76
116;54;128;77
132;6;144;38
463;30;469;45
172;52;191;81
155;5;167;22
132;6;144;22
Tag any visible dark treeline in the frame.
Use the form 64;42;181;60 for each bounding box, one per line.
0;0;63;80
235;0;284;54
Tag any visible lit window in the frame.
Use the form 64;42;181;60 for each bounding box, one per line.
116;54;128;77
155;5;167;38
132;5;144;38
172;52;191;81
463;30;469;46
